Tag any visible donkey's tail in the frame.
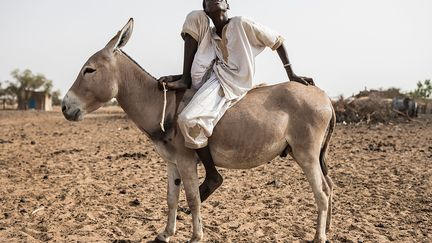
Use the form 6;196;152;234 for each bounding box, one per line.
319;103;336;176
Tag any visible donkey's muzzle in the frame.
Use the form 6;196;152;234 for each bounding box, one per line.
62;103;82;121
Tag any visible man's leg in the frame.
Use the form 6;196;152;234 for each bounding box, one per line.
195;146;223;202
177;75;230;202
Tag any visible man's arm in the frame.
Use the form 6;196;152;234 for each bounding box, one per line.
158;34;198;90
181;34;199;88
276;43;314;86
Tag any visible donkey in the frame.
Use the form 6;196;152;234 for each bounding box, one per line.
62;18;335;243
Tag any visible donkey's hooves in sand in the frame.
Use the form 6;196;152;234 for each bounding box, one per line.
305;240;330;243
151;237;168;243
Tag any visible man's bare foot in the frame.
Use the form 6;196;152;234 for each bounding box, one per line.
199;173;223;202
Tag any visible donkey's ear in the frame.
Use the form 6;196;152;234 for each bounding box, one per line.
106;18;134;51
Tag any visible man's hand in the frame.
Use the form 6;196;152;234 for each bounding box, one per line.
290;74;315;86
158;75;180;84
157;75;189;90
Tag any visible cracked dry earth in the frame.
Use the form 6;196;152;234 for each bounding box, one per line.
0;107;431;242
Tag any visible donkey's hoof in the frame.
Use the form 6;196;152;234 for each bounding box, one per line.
305;240;329;243
152;236;168;243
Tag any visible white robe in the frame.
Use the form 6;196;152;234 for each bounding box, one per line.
178;10;284;149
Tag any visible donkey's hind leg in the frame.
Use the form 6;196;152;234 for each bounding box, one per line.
324;175;333;233
294;152;331;243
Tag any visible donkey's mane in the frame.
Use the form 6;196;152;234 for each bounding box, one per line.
119;50;157;81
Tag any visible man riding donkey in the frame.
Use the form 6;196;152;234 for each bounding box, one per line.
159;0;314;202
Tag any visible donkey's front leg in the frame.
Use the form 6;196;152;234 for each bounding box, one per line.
178;161;203;243
156;162;181;242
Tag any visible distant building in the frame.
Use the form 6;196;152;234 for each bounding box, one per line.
26;91;52;111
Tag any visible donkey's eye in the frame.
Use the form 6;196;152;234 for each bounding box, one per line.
83;67;96;75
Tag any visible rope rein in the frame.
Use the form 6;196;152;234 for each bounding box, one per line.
160;82;168;132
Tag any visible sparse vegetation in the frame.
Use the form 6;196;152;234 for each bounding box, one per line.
333;85;429;124
355;87;405;99
407;79;432;99
52;90;62;106
0;82;4;96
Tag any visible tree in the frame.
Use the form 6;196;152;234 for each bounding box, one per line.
0;82;4;97
52;89;62;106
0;82;5;109
0;81;16;109
408;79;432;99
6;69;53;109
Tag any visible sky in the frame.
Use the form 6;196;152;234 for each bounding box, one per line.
0;0;431;98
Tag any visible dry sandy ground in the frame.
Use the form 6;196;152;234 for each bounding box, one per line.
0;107;431;243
